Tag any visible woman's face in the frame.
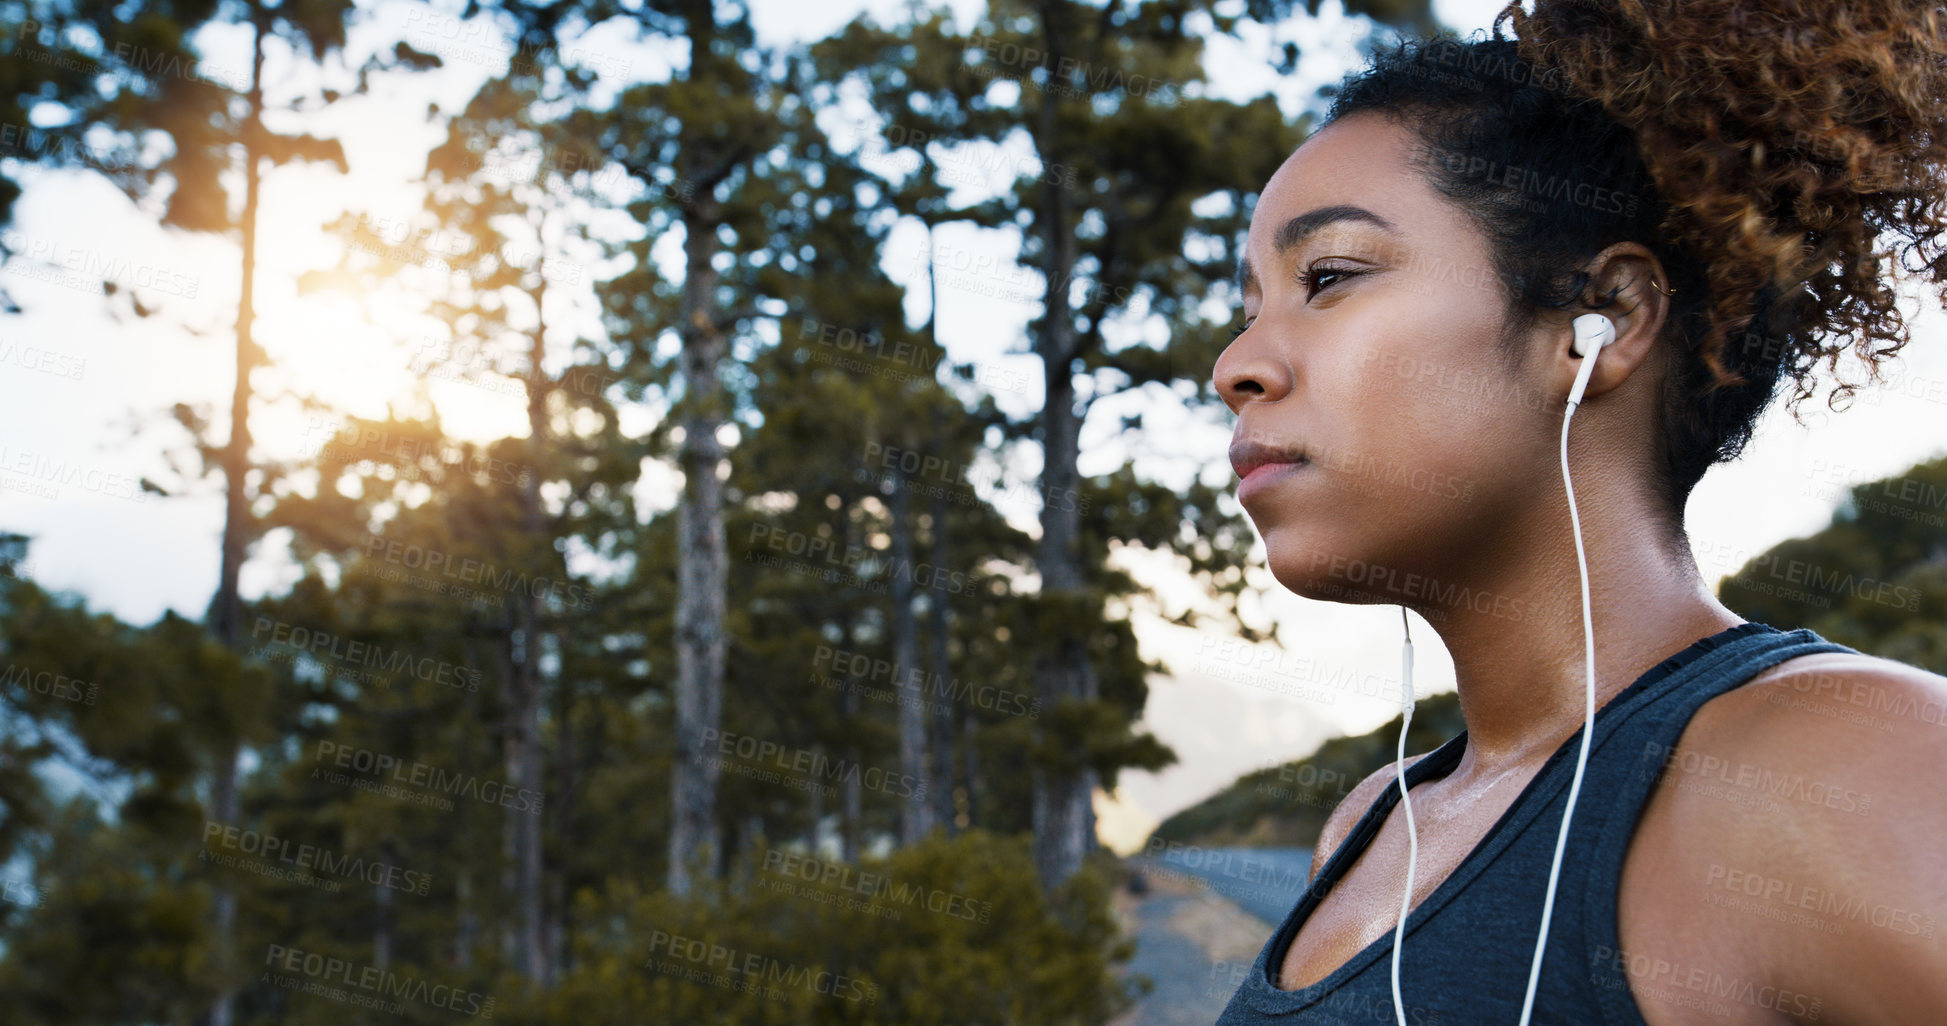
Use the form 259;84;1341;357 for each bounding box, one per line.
1215;112;1564;607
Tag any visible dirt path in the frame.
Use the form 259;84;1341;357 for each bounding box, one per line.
1109;858;1281;1026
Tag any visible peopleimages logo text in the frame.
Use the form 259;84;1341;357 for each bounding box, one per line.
203;822;432;895
252;617;482;691
313;741;544;814
363;537;594;610
265;945;493;1017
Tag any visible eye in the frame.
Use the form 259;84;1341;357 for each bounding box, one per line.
1296;262;1360;301
1230;315;1254;339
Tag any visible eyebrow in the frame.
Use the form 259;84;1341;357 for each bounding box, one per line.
1235;204;1400;293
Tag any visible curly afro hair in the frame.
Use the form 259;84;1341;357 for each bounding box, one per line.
1322;0;1947;518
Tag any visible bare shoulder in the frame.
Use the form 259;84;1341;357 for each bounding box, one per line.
1639;651;1947;1023
1308;748;1441;882
1701;650;1947;789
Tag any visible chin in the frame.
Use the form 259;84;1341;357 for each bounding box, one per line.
1258;524;1371;605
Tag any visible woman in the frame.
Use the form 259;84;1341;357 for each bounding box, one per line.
1211;2;1947;1023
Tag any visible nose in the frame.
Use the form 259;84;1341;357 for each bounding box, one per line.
1213;325;1293;414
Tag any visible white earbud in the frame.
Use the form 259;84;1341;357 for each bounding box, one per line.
1566;313;1616;407
1517;309;1608;1025
1569;311;1615;357
1388;309;1615;1026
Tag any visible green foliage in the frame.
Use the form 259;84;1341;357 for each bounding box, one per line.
527;830;1136;1026
0;572;265;1022
0;808;217;1026
0;0;1452;1017
1719;454;1947;673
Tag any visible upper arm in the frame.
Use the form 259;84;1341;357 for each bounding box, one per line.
1699;656;1947;1023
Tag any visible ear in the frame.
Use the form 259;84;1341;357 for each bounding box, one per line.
1557;243;1671;402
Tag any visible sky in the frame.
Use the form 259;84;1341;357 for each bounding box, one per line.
3;0;1943;856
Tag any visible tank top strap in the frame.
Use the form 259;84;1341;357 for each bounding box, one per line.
1219;621;1857;1025
1573;623;1856;1025
1299;730;1468;907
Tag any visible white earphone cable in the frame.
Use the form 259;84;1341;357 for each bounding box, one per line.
1389;365;1602;1026
1390;606;1417;1026
1514;391;1600;1026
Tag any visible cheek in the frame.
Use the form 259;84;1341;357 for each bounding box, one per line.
1326;343;1507;500
1251;347;1542;594
1376;351;1555;521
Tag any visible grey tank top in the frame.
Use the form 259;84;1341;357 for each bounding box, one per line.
1215;621;1854;1026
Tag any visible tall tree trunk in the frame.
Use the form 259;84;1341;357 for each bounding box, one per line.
668;191;729;895
505;287;551;982
374;840;396;970
890;459;930;845
733;814;764;880
201;11;266;1025
961;697;980;830
840;730;862;863
808;748;827;848
926;481;958;835
499;641;520;963
1028;6;1097;889
546;873;566;977
839;560;862;863
454;871;476;971
1032;364;1096;887
551;648;580;975
920;227;960;836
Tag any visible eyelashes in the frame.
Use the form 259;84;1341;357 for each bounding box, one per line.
1230;262;1365;337
1295;263;1360;300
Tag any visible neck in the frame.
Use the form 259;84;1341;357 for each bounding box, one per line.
1407;480;1742;777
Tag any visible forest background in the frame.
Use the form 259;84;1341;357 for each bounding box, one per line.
2;0;1945;1022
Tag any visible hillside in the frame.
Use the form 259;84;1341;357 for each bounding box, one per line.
1147;690;1466;849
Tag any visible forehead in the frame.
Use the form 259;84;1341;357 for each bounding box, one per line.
1234;111;1497;296
1261;113;1417;201
1247;112;1438;250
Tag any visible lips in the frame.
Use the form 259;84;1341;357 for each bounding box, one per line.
1230;437;1308;481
